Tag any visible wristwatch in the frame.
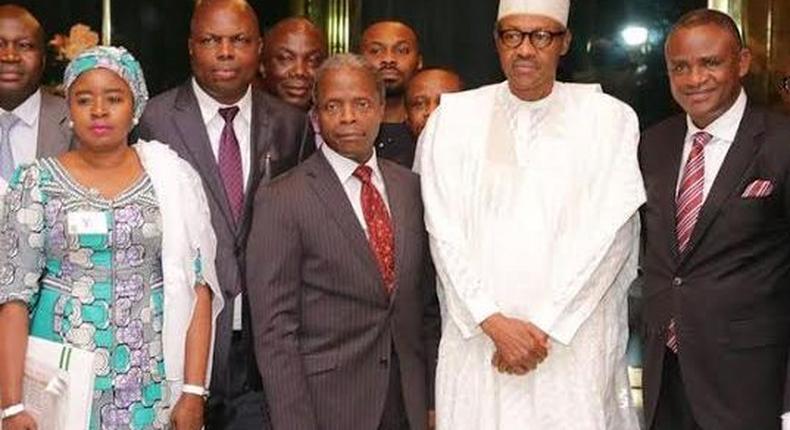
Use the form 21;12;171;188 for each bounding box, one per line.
1;403;24;420
181;384;209;398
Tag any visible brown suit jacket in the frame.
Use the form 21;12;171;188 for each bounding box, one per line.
247;150;440;430
639;105;790;430
138;80;310;401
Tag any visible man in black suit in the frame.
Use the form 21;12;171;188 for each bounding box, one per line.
639;8;790;430
360;21;422;168
138;0;309;427
247;53;439;430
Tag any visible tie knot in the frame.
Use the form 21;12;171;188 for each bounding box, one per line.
353;165;373;184
692;131;712;147
0;112;20;131
218;106;239;123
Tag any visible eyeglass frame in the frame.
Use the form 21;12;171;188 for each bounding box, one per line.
495;27;568;50
779;76;790;93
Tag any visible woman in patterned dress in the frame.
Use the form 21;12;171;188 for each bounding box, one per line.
0;47;223;430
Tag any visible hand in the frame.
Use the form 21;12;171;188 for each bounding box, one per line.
170;393;205;430
428;409;436;430
1;411;38;430
481;313;550;374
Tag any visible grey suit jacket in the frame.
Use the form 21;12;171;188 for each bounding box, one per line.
247;151;440;430
36;92;72;157
138;80;309;397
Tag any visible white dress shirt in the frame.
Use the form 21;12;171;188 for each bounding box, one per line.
0;89;41;190
321;143;390;235
192;79;253;330
676;89;747;201
192;79;253;190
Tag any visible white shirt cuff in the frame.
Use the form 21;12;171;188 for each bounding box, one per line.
781;412;790;430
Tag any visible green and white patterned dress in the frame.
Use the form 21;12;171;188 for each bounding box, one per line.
0;158;175;429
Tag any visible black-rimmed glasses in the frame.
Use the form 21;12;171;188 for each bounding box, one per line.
496;29;567;50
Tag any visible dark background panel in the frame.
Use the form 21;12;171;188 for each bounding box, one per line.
3;0;292;95
360;0;707;128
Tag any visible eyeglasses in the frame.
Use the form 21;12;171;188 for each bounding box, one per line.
496;28;567;50
779;76;790;93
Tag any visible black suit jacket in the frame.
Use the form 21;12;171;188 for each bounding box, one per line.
138;80;310;398
246;151;440;430
639;105;790;430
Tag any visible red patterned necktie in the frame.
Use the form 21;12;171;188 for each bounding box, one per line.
218;106;244;222
353;165;396;295
667;131;712;353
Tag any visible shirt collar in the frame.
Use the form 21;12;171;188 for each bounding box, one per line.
321;142;383;186
192;78;252;125
0;89;41;128
686;88;747;143
499;80;555;112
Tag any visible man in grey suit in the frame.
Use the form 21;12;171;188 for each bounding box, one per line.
138;0;309;428
247;53;440;430
0;4;71;186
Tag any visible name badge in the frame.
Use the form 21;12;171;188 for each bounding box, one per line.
67;211;108;235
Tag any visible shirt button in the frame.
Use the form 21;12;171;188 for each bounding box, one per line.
672;277;683;287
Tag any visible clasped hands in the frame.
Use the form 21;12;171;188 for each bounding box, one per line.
481;313;550;376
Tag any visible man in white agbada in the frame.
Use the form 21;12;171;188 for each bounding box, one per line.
416;0;645;428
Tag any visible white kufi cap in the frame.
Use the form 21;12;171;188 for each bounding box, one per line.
497;0;570;26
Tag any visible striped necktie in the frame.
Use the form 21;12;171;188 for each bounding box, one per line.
667;131;712;353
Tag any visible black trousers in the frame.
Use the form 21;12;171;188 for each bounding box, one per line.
651;349;702;430
205;330;268;429
378;352;411;430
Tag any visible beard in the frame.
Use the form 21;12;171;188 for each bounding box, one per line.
385;80;406;97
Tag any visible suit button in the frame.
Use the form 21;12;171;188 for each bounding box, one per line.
672;277;683;287
379;356;388;366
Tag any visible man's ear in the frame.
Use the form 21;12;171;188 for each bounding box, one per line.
737;47;752;79
560;30;572;56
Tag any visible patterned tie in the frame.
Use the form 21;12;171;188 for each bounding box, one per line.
0;112;20;180
675;131;712;253
353;165;396;295
667;131;712;353
217;107;244;222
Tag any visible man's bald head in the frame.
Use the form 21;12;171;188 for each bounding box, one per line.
0;5;44;47
0;4;46;111
261;17;326;110
265;17;324;47
191;0;260;37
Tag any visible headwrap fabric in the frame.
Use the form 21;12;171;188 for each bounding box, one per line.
497;0;570;26
63;46;149;121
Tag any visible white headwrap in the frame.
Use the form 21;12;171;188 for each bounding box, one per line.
497;0;570;26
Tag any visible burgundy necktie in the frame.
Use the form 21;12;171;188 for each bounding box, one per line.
667;131;712;353
218;106;244;222
353;165;396;295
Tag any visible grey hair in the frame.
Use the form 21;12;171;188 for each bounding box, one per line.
312;53;386;106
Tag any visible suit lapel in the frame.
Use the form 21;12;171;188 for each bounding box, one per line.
171;83;236;231
655;117;687;262
305;152;388;302
380;161;408;303
36;93;71;157
244;90;272;227
680;105;764;262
